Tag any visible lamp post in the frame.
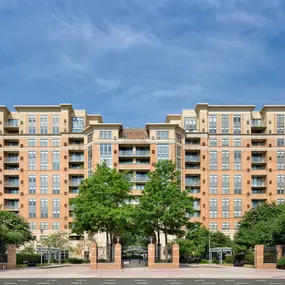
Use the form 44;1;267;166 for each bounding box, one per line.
40;228;44;267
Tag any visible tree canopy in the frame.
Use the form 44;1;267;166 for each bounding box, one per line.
233;203;285;252
139;160;194;246
0;210;32;246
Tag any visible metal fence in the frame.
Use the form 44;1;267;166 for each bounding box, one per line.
0;243;7;263
155;245;172;263
97;245;114;263
263;246;277;263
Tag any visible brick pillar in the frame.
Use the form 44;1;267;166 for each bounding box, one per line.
276;245;283;261
7;244;16;269
114;243;122;269
90;243;97;269
172;244;179;269
148;244;155;269
254;245;264;269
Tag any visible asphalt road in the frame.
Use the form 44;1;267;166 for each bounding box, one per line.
0;279;285;285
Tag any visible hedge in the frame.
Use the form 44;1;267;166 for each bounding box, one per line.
277;256;285;268
67;258;90;264
16;254;41;264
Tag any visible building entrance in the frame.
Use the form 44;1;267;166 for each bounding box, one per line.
122;246;148;268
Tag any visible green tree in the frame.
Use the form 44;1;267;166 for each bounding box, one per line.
233;203;285;252
139;160;194;260
0;210;32;246
72;162;132;261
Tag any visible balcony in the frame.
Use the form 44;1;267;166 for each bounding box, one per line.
4;189;19;194
4;180;19;187
4;157;19;163
4;203;19;211
69;180;83;187
129;176;149;183
119;151;150;157
185;155;200;163
251;156;266;164
185;179;201;187
251;120;266;133
69;156;84;162
4;121;19;127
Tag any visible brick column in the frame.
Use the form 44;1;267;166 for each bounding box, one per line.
148;244;155;269
114;243;122;269
254;245;264;269
90;243;97;269
172;244;179;269
7;244;16;269
276;245;283;261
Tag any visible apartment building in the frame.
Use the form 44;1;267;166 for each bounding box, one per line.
0;103;285;243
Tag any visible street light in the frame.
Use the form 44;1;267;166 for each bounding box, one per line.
40;228;44;267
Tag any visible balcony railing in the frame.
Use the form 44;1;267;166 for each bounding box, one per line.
251;120;265;127
69;180;83;186
186;180;201;186
119;151;150;157
252;157;266;163
4;157;19;163
252;183;266;187
130;176;149;182
4;204;19;210
4;181;19;187
69;157;84;162
4;121;19;127
185;156;200;162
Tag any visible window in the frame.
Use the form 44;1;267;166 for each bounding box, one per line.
276;198;285;205
100;131;112;139
184;117;197;132
52;198;60;218
157;144;169;161
52;115;60;134
100;144;112;167
87;133;93;143
234;175;242;194
234;138;242;147
28;199;36;218
234;198;242;218
221;115;229;134
88;146;93;178
210;198;218;218
277;151;285;170
209;222;218;231
277;174;285;195
234;150;242;170
40;115;48;134
40;175;48;194
222;198;230;218
233;115;241;134
210;175;218;194
209;139;217;146
277;114;284;134
29;175;36;194
222;175;230;194
52;175;60;194
40;199;48;218
234;222;240;230
72;117;84;133
209;115;217;134
28;151;36;170
28;139;36;147
176;133;182;143
40;139;48;146
28;115;36;134
52;151;60;170
176;146;182;171
222;138;229;146
222;151;230;170
52;222;60;230
52;139;60;146
222;222;230;231
157;131;169;139
29;222;36;230
210;151;217;170
40;151;48;170
277;138;285;147
40;222;48;230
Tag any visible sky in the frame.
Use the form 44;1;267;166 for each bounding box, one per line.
0;0;285;126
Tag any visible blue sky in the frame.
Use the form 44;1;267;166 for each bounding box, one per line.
0;0;285;125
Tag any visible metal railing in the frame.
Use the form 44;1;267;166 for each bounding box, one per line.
69;157;84;162
251;120;264;127
130;176;149;182
185;156;200;162
4;121;19;127
4;181;19;187
252;157;266;163
185;180;201;186
4;204;19;210
69;180;83;186
4;157;19;162
119;151;150;157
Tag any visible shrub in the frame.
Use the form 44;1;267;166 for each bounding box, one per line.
66;257;89;264
200;259;208;264
16;254;41;264
277;256;285;268
225;255;234;264
244;253;254;265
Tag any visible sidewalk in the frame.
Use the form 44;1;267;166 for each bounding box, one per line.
1;264;285;279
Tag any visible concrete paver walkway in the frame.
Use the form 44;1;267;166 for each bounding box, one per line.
0;264;285;279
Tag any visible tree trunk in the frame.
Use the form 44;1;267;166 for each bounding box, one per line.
164;232;168;262
157;228;161;261
106;231;110;262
